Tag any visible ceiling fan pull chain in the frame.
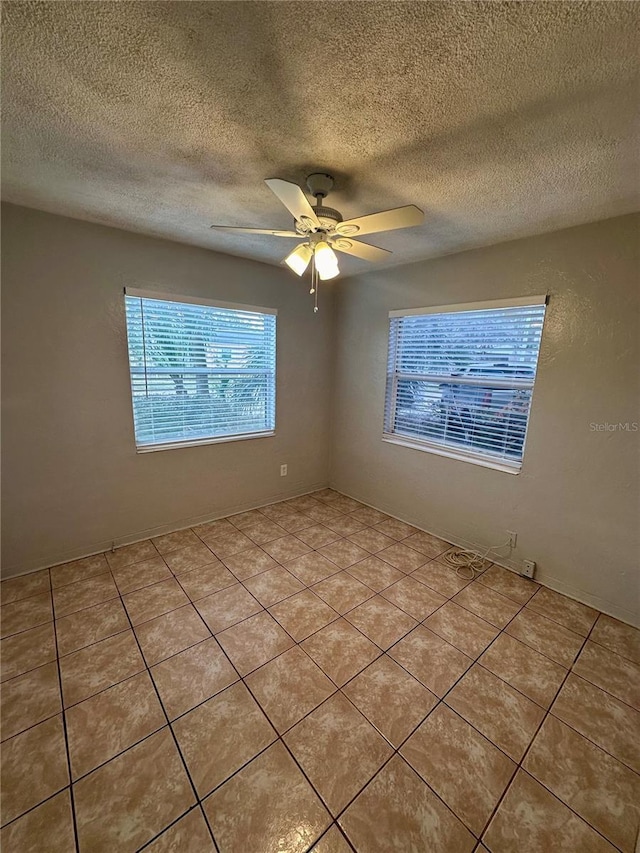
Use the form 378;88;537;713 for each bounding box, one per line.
314;278;319;313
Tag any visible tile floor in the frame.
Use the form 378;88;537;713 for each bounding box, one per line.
1;489;639;852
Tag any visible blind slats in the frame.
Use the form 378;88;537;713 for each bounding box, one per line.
125;294;276;449
384;302;546;468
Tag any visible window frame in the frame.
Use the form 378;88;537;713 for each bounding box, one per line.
382;295;547;474
124;287;277;453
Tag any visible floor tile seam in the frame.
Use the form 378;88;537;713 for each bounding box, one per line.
400;567;470;599
378;580;527;665
382;580;494;632
566;665;640;714
336;677;439;752
214;616;329;677
199;504;354;555
0;614;54;642
379;606;537;764
197;515;397;591
140;631;215;671
90;583;216;851
0;497;369;603
302;822;357;853
291;634;383;694
52;577;124;620
16;654;149;715
401;729;520;840
523;599;599;638
227;613;525;842
51;599;81;853
572;636;640;673
0;786;78;835
474;572;539;605
123;594;211;630
191;626;337;847
262;590;345;643
428;592;576;711
0;655;64;690
66;718;168;785
0;705;64;745
335;746;483;844
488;765;627;853
545;706;640;778
173;572;238;603
56;625;137;663
449;576;532;622
547;667;640;763
484;590;587;669
235;566;310;607
44;589;552;776
115;574;183;597
104;538;163;572
6;497;632;843
0;649;59;685
303;643;386;691
475;620;613;848
134;803;219;853
396;672;517;765
325;558;461;626
586;636;640;667
0;577;53;607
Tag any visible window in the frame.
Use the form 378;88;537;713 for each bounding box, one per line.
383;296;547;472
124;289;276;451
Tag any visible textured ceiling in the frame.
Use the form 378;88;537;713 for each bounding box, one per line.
2;1;639;273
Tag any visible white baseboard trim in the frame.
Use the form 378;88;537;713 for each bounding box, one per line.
5;481;638;630
2;480;329;579
331;485;640;630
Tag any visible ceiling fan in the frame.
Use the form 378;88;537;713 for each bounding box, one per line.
210;173;424;311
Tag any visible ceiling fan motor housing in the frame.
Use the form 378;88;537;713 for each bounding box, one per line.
307;172;334;199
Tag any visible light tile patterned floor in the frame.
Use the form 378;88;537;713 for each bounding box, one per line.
1;489;639;852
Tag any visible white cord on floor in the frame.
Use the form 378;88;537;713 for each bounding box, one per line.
440;539;513;580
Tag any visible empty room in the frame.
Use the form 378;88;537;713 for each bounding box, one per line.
1;2;638;852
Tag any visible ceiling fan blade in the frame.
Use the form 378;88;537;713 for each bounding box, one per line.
264;178;321;229
210;225;299;237
331;238;391;262
335;205;424;237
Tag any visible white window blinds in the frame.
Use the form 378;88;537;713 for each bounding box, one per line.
124;289;276;451
384;296;547;470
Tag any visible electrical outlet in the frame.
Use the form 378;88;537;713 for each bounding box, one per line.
280;464;288;477
507;530;518;549
521;559;536;579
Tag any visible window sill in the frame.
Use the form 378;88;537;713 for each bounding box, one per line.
136;430;275;453
381;433;521;474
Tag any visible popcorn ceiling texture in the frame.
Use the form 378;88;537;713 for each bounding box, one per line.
1;1;638;271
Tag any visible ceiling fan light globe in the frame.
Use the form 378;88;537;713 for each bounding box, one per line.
284;244;313;276
314;241;339;279
318;265;339;281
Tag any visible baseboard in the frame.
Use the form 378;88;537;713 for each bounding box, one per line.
5;481;638;630
331;485;640;630
1;480;329;579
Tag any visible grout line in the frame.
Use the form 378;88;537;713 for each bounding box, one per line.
471;619;618;848
51;599;81;853
135;803;215;852
111;574;222;852
2;490;637;851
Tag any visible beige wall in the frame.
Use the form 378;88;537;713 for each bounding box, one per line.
330;214;640;626
1;203;333;575
3;205;638;626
